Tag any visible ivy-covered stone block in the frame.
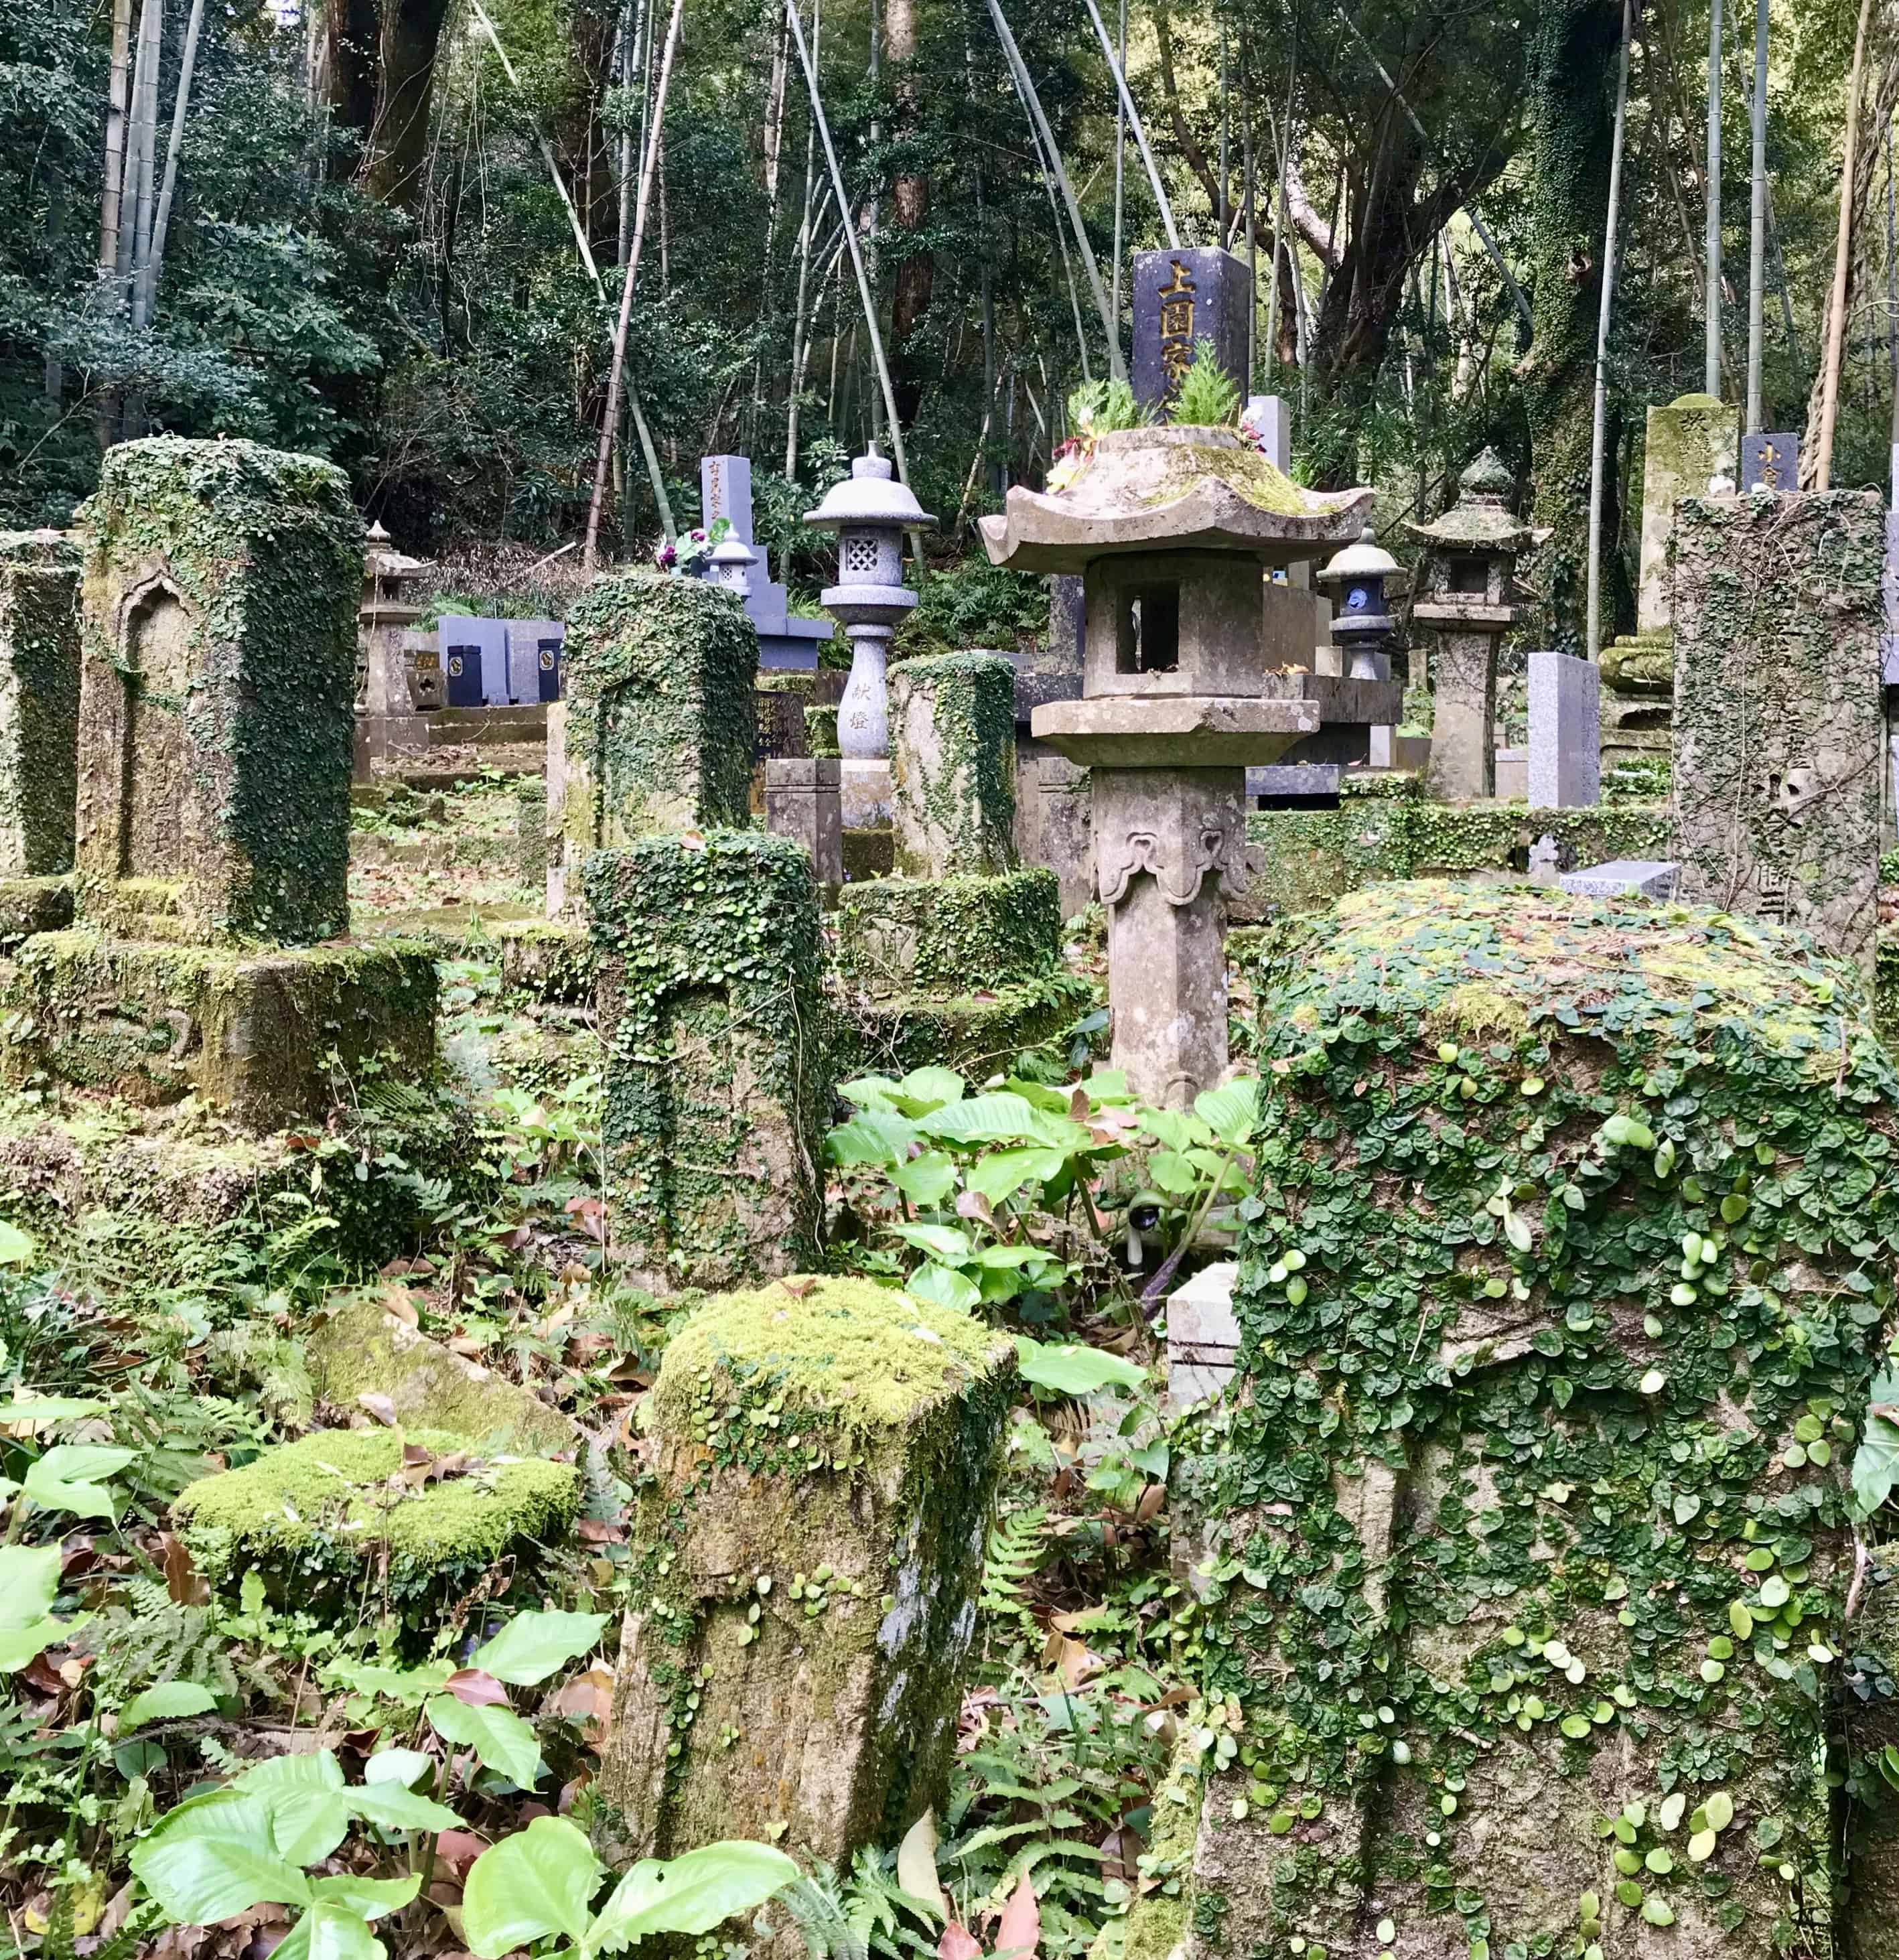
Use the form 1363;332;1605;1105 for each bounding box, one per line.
558;572;757;873
1169;882;1898;1960
890;652;1017;877
0;531;80;877
0;928;437;1128
1673;490;1884;961
173;1427;579;1626
585;831;826;1289
598;1276;1014;1864
74;438;362;944
833;868;1061;999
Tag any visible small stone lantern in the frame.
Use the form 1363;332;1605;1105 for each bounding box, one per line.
704;534;758;604
981;424;1371;1104
356;521;430;774
1314;524;1399;681
1403;448;1543;803
804;451;936;765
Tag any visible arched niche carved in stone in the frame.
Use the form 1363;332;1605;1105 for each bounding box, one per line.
118;581;194;880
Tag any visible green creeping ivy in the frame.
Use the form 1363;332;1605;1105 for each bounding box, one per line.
1166;882;1899;1960
75;437;362;945
0;531;80;877
561;571;757;848
834;869;1062;999
603;1276;1015;1864
583;830;827;1288
888;652;1017;878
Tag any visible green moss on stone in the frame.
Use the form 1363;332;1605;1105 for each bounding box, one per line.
834;869;1061;996
890;652;1017;877
827;972;1094;1079
0;532;80;877
173;1426;580;1615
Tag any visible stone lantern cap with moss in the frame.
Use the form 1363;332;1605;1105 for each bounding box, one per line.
1402;447;1547;622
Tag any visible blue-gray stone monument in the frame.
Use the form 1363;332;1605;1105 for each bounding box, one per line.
1131;247;1252;417
695;455;833;671
1740;431;1800;494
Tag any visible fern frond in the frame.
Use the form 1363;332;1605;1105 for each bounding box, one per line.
978;1504;1048;1633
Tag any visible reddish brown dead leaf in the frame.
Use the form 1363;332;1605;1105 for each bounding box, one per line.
548;1661;615;1741
575;1517;626;1544
432;1830;491;1879
995;1870;1040;1960
1134;1482;1166;1525
776;1277;817;1298
162;1532;211;1606
939;1928;983;1960
378;1281;420;1327
443;1669;509;1707
358;1392;399;1427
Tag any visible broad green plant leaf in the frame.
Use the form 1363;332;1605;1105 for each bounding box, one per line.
428;1693;544;1788
237;1750;351;1866
1852;1369;1899;1516
472;1609;611;1686
130;1791;313;1923
308;1874;423;1919
1013;1337;1147;1397
906;1265;981;1312
1193;1078;1258;1144
23;1443;136;1521
271;1902;389;1960
362;1747;433;1789
826;1110;918;1166
0;1394;107;1427
887;1222;974;1263
462;1814;602;1957
888;1152;959;1206
121;1681;218;1732
917;1093;1049;1145
895;1066;967;1110
0;1220;34;1265
963;1147;1070;1204
348;1782;464;1833
0;1543;67;1671
586;1840;800;1954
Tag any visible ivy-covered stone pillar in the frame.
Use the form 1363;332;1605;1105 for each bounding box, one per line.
584;831;827;1289
0;530;80;876
555;572;758;907
890;652;1017;876
1672;490;1884;962
74;437;361;942
1157;882;1897;1960
600;1276;1014;1866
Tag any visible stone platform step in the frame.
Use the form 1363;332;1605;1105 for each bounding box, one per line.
427;705;549;748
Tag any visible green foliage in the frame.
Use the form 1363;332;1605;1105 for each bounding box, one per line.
1170;342;1241;429
977;1504;1049;1634
904;556;1050;659
1065;379;1148;438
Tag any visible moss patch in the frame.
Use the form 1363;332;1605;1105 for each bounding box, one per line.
834;869;1061;997
173;1426;580;1616
889;652;1017;878
0;531;80;877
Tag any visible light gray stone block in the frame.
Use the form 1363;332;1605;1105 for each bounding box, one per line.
1527;648;1601;808
1246;763;1341;800
1166;1260;1240;1411
1494;746;1527;801
1559;858;1681;899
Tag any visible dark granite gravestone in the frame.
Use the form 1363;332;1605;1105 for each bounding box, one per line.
443;641;484;706
1131;247;1252;417
1740;431;1800;493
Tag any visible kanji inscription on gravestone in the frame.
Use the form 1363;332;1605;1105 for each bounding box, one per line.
1131;247;1251;416
1741;432;1800;493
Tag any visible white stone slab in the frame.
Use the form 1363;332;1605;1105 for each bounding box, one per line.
1527;648;1601;807
1166;1259;1240;1411
1560;858;1681;899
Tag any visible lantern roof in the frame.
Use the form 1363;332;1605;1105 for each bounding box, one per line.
803;449;936;531
1314;524;1399;593
1402;447;1546;553
980;425;1370;573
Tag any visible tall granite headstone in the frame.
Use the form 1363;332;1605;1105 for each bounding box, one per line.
1526;647;1600;807
1672;490;1884;960
1132;247;1252;417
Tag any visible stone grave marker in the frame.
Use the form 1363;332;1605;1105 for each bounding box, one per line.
696;455;833;670
1672;490;1883;959
1740;430;1799;492
0;531;80;877
1132;247;1251;417
764;756;843;889
890;651;1017;878
504;620;563;703
1526;646;1600;807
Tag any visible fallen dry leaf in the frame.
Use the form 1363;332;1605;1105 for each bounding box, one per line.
443;1669;509;1707
162;1531;212;1605
358;1392;399;1427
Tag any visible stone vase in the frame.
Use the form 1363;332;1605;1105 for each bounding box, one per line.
838;631;890;760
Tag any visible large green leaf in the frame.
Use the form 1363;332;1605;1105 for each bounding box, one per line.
121;1681;219;1732
0;1543;66;1671
238;1750;352;1867
463;1815;602;1958
1193;1078;1259;1145
348;1782;465;1833
964;1147;1070;1204
270;1902;388;1960
130;1791;313;1923
887;1151;959;1206
1853;1412;1899;1517
917;1093;1049;1145
309;1874;423;1920
887;1222;974;1263
904;1265;981;1312
23;1443;136;1521
0;1220;35;1266
825;1109;918;1166
1013;1337;1147;1398
427;1693;544;1789
472;1609;611;1686
0;1394;107;1426
585;1841;800;1955
894;1066;967;1111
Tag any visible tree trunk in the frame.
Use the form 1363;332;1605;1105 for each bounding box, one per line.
98;0;133;283
886;0;932;425
1523;0;1628;655
326;0;453;207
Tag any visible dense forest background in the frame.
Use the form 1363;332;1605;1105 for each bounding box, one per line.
0;0;1892;648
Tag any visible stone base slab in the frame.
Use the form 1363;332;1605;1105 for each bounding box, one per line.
1559;858;1681;898
840;758;894;829
0;930;437;1128
827;975;1093;1078
1031;694;1318;769
0;876;73;950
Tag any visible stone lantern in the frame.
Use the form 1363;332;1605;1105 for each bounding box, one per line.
805;453;935;829
1403;448;1543;803
1314;524;1399;680
981;424;1370;1105
704;533;758;604
355;520;430;776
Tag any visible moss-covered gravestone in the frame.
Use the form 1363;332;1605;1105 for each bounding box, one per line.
0;440;437;1126
599;1277;1014;1865
1672;490;1883;961
585;831;826;1289
1158;882;1897;1960
0;531;80;880
555;573;757;909
890;652;1017;877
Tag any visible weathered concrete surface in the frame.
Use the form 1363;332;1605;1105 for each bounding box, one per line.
889;653;1017;878
0;532;80;876
766;757;844;889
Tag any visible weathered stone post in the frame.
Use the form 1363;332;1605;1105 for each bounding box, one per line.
1601;393;1739;778
1672;489;1883;960
584;831;826;1289
354;521;428;776
764;757;843;889
0;531;80;876
601;1275;1014;1867
1036;754;1094;919
890;652;1017;877
1151;880;1898;1960
1403;450;1540;803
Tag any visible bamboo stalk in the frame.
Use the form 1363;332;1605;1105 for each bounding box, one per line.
1744;0;1766;430
1705;0;1722;397
1586;0;1634;660
1109;0;1126;332
1817;0;1876;488
138;0;206;329
1078;0;1180;249
98;0;132;283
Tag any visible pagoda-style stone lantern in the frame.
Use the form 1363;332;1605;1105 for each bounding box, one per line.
1314;524;1399;680
355;520;429;776
982;425;1370;1105
806;453;935;829
704;533;758;604
1403;448;1543;803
